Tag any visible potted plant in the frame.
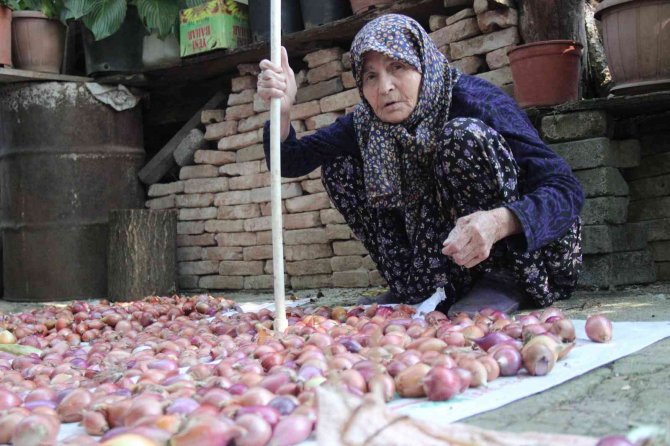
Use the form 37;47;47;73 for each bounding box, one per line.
507;0;584;108
9;0;66;73
595;0;670;95
61;0;202;75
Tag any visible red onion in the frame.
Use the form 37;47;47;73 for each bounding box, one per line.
12;413;59;446
0;388;21;410
83;410;109;436
57;388;92;422
549;319;576;342
270;414;313;446
491;346;523;376
0;410;28;443
522;342;556;376
166;397;199;415
595;435;633;446
236;405;281;426
585;315;613;343
472;332;514;352
235;413;272;446
422;366;461;401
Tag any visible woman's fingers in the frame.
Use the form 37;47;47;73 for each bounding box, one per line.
442;224;468;256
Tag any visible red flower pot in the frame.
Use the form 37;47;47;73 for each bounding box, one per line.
11;11;65;73
0;6;11;67
507;40;582;108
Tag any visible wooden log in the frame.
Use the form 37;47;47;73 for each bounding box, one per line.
517;0;583;42
108;209;177;301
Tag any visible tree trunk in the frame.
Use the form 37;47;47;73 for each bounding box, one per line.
108;209;177;301
517;0;584;42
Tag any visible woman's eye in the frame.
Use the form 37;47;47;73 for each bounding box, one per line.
391;63;405;71
363;73;376;82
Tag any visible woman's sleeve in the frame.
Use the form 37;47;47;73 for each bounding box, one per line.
455;76;585;253
262;114;359;178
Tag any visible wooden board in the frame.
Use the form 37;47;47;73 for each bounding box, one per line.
143;0;446;87
138;90;227;185
0;67;91;84
526;90;670;119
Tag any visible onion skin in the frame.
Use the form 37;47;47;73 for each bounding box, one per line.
585;315;613;343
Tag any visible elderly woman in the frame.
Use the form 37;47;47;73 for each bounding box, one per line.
257;14;583;316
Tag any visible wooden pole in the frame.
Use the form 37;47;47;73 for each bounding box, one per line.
270;0;288;333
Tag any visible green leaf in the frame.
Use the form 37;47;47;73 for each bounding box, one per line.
61;0;93;19
82;0;127;41
136;0;180;39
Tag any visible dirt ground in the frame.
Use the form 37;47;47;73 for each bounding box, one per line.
1;282;669;439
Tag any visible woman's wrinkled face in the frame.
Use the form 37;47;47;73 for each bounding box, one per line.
360;51;422;124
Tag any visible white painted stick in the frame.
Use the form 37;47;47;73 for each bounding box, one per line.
270;0;288;333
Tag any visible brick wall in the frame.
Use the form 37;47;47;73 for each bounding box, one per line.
146;2;525;292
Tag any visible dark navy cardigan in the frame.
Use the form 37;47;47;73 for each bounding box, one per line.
263;74;585;253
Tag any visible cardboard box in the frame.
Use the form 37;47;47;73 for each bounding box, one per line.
180;0;251;57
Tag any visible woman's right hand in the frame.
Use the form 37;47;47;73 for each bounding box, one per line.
258;47;296;140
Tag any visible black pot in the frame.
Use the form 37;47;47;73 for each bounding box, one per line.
249;0;303;43
299;0;351;29
82;6;146;76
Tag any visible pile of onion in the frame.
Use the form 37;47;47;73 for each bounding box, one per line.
0;295;614;445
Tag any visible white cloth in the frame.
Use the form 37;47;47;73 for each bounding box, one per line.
412;287;446;318
85;83;139;111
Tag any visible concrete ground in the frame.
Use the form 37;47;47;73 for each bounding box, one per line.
1;282;669;440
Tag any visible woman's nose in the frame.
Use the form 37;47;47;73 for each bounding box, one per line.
378;72;394;95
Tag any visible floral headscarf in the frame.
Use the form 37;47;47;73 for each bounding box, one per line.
350;14;460;209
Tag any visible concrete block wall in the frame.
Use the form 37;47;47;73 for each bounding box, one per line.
625;114;670;281
542;110;656;288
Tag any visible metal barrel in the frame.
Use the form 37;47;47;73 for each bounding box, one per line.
0;82;145;301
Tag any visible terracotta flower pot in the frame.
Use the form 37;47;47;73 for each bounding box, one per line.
595;0;670;95
11;11;65;73
507;40;582;108
0;5;11;67
350;0;393;14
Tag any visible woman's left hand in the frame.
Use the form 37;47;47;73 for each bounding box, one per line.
442;208;521;269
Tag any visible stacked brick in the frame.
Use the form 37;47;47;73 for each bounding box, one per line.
542;110;656;288
625;114;670;281
146;50;383;292
429;0;520;95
